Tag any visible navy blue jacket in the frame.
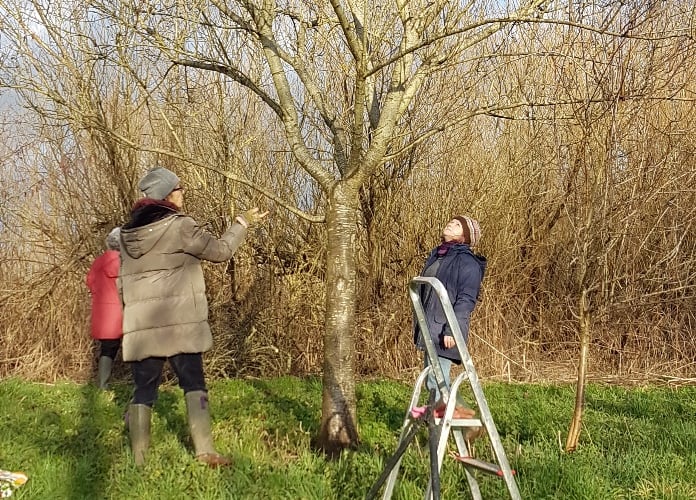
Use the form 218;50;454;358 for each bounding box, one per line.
413;243;487;363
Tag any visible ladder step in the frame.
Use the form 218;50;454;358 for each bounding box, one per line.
409;407;481;428
453;455;516;477
435;418;482;427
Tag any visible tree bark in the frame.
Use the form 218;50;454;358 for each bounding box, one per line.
565;288;590;452
316;182;360;454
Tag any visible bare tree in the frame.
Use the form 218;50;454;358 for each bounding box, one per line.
2;0;694;458
80;0;553;452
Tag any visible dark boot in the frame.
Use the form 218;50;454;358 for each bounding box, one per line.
185;391;231;468
97;356;113;389
128;404;151;467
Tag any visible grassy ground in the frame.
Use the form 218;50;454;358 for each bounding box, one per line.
1;376;694;499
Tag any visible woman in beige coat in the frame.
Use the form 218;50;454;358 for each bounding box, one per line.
119;166;267;467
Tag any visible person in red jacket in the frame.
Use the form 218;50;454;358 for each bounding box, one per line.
86;227;123;389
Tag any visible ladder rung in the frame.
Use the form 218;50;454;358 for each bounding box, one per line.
409;407;481;428
434;418;482;427
453;455;516;477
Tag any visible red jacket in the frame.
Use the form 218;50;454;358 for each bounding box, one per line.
86;250;123;340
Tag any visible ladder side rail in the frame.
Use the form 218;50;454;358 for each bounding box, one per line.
460;347;521;499
451;431;483;500
380;367;432;500
412;277;521;500
450;373;482;500
425;373;482;500
408;280;450;402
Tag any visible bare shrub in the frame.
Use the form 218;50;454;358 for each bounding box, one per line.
0;0;694;389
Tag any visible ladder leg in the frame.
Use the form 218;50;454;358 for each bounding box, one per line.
450;373;483;500
369;368;431;500
453;430;483;500
476;410;521;500
424;418;482;500
423;400;451;500
366;419;420;500
427;389;441;500
425;375;482;500
460;366;521;500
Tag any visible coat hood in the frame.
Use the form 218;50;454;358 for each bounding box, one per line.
439;243;487;281
120;216;181;259
120;199;181;259
470;248;487;281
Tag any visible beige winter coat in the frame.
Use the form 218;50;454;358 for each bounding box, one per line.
119;213;247;361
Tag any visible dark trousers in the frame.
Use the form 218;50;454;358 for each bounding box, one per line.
99;339;121;359
131;353;207;406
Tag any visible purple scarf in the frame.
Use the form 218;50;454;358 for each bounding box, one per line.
437;240;459;256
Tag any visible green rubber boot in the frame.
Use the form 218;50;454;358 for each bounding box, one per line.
185;391;231;468
128;404;151;467
97;356;113;389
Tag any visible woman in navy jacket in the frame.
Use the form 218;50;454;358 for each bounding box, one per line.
414;215;486;416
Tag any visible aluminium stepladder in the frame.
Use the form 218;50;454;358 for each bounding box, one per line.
367;277;521;500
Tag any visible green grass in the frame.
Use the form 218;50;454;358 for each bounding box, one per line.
1;377;695;499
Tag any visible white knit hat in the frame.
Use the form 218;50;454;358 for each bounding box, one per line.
105;227;121;250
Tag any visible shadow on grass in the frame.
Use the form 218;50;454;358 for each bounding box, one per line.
68;384;111;499
1;378;132;499
245;378;321;436
236;377;420;498
154;389;188;446
27;381;132;500
582;386;688;419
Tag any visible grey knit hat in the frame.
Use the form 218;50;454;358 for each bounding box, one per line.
105;227;121;250
138;167;180;200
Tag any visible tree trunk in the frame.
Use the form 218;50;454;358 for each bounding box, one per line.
316;183;360;455
565;288;590;452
